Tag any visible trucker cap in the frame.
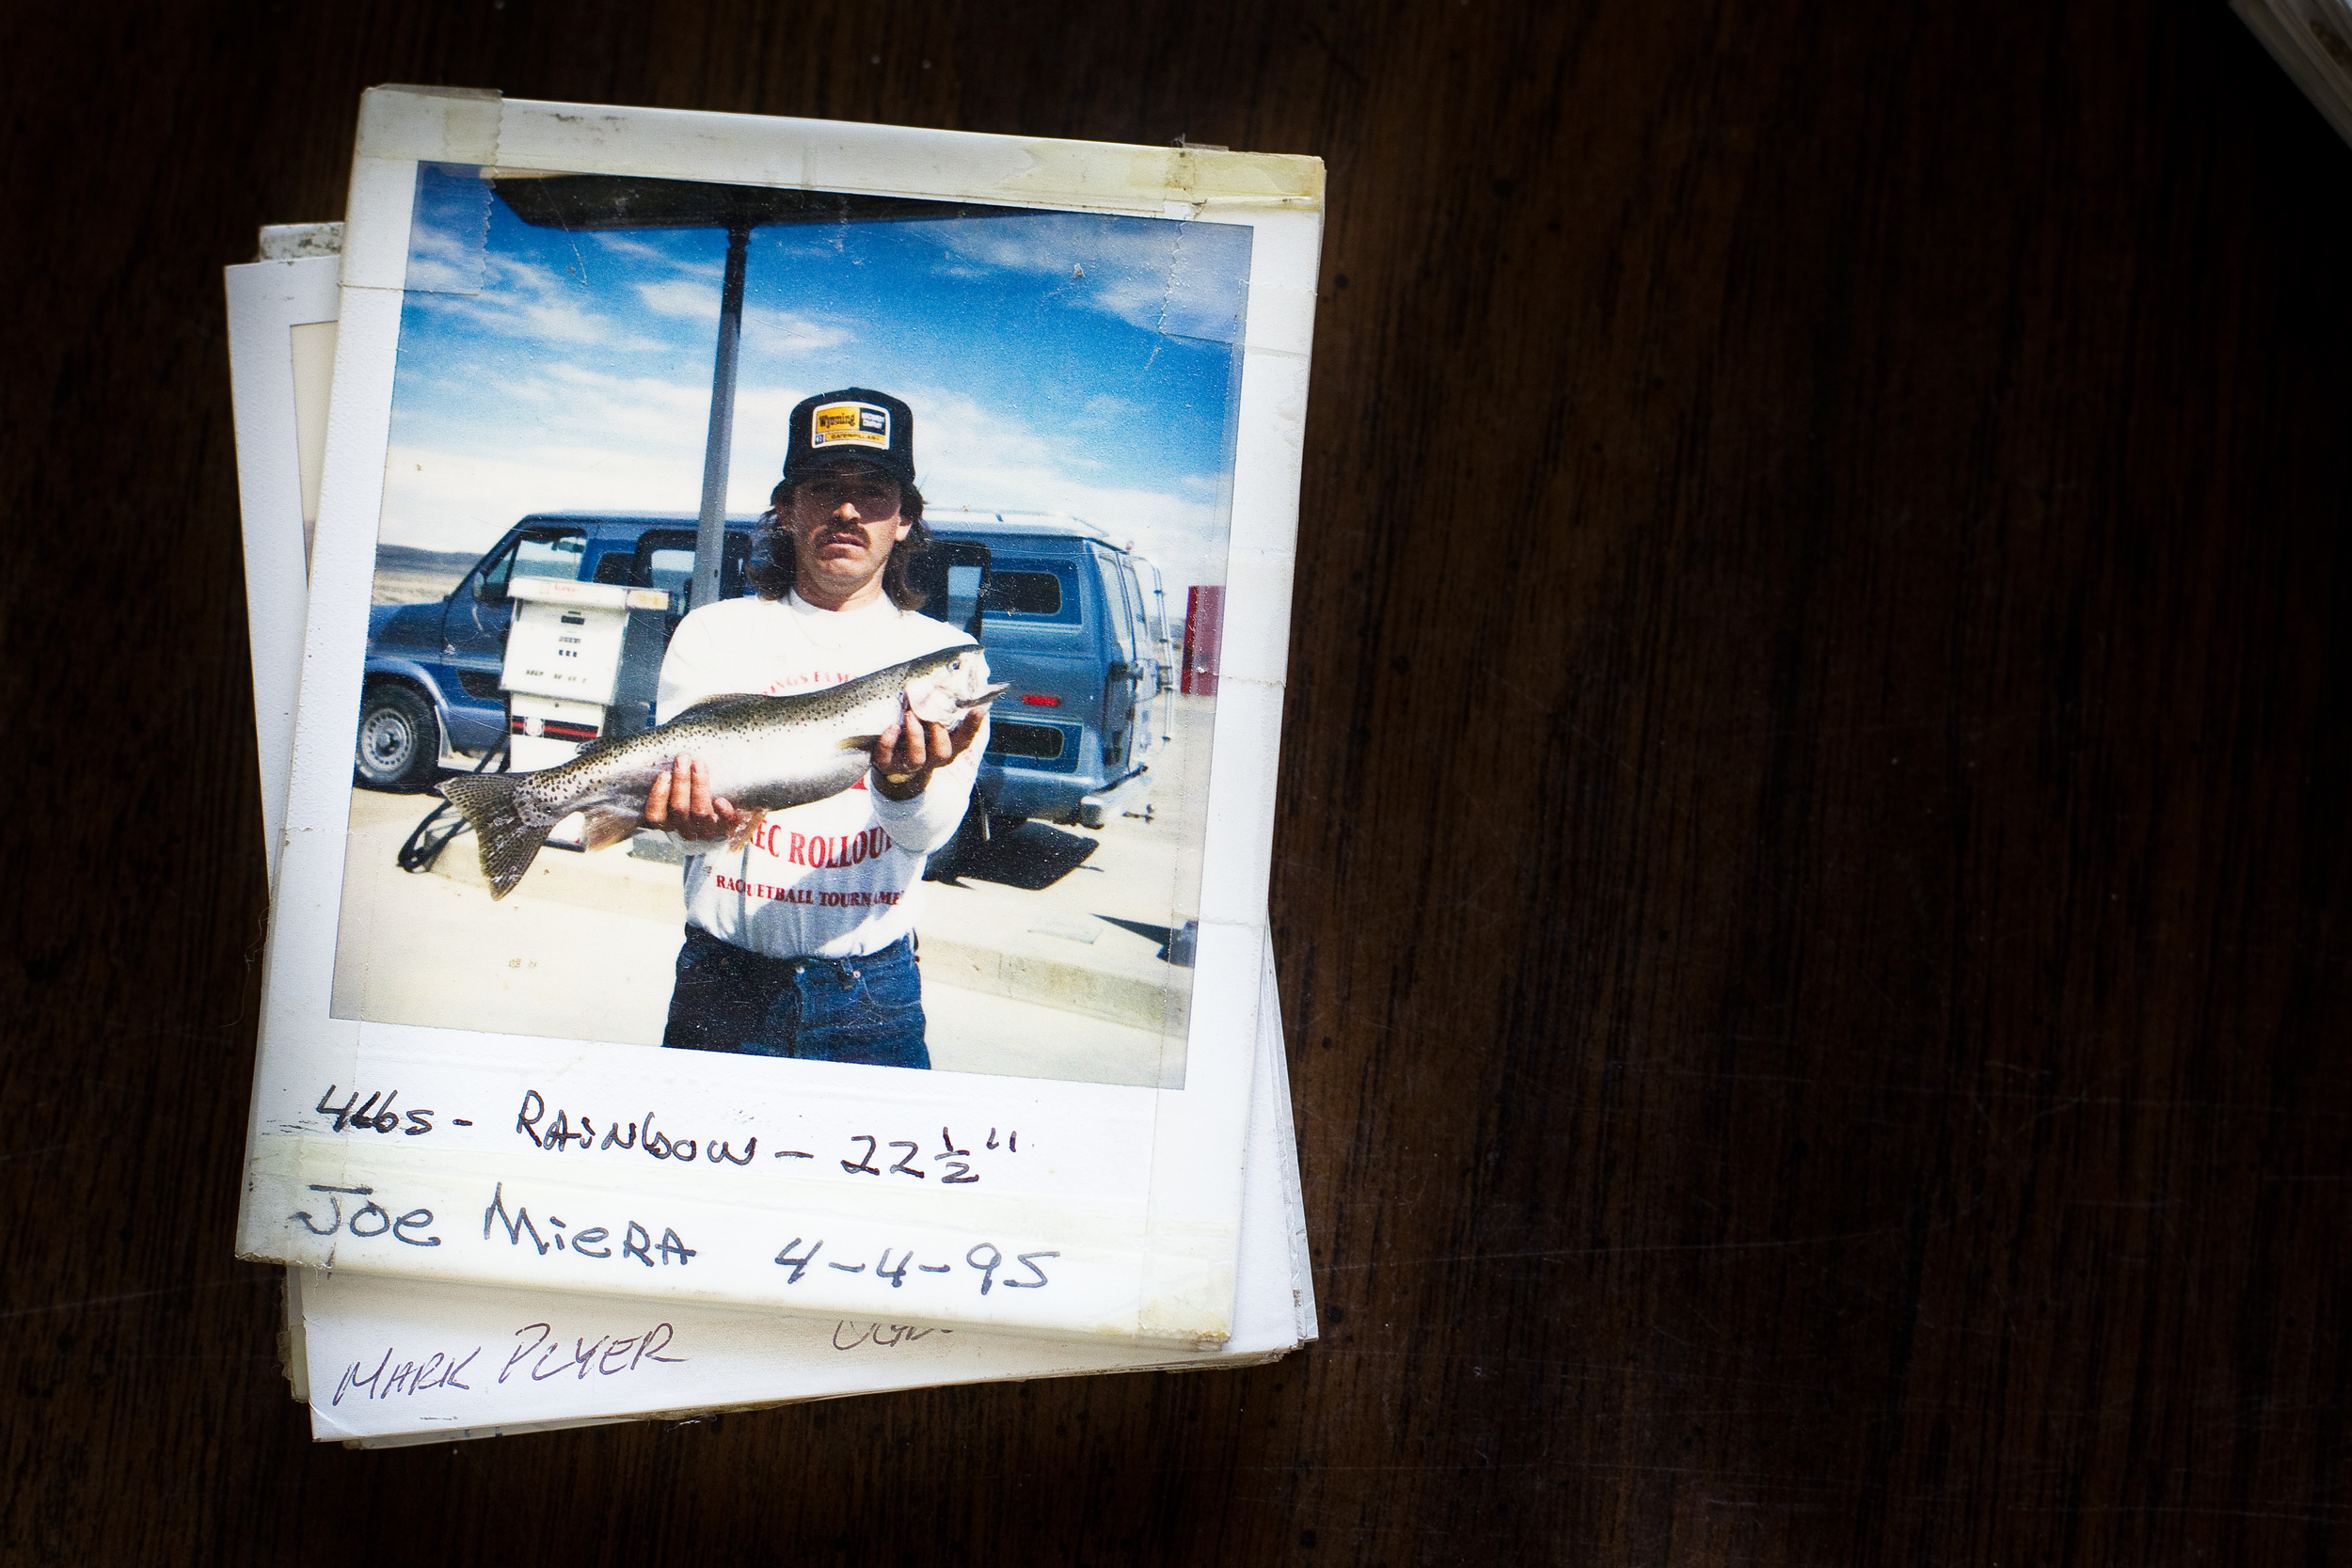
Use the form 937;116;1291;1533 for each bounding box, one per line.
782;387;916;486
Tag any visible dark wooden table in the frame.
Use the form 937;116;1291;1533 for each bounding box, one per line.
8;2;2351;1561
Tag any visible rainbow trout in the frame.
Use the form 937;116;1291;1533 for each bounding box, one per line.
439;643;1006;899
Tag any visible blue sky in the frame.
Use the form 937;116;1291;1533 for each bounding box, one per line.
380;163;1253;586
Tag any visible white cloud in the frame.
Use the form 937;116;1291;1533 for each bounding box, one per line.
405;254;479;294
633;278;854;352
632;277;721;320
404;221;485;294
752;309;855;352
380;366;748;553
924;214;1249;343
589;232;721;279
407;245;678;354
890;383;1233;587
379;370;1235;586
378;443;704;555
1082;393;1148;420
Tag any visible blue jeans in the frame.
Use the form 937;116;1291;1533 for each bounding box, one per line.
660;927;930;1070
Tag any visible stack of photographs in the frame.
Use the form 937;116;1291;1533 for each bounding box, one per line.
225;88;1322;1444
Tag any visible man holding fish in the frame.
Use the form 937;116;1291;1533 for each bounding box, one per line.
438;388;1002;1067
638;388;993;1069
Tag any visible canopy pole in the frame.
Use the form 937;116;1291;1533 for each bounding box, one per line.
691;221;751;612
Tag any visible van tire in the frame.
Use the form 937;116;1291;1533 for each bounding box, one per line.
355;684;441;793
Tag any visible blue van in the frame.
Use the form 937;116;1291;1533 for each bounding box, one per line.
922;508;1173;829
358;509;1174;832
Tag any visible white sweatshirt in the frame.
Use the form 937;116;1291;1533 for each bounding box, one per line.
654;592;984;958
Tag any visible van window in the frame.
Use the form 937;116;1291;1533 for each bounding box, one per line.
986;719;1080;772
473;527;584;602
975;556;1081;625
633;531;750;610
1120;561;1152;650
1091;548;1138;664
946;563;985;634
645;547;696;599
472;541;516;602
515;532;586;581
988;721;1068;760
1144;563;1172;657
986;571;1062;616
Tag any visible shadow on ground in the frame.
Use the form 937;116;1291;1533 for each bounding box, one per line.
927;820;1101;891
1095;915;1198;966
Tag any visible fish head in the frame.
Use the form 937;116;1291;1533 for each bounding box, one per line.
904;644;1009;726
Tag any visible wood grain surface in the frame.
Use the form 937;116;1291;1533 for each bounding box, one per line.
7;2;2351;1561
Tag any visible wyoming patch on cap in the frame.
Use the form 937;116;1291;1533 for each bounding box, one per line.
785;387;915;483
811;399;891;451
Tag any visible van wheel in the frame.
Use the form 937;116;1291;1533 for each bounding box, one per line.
355;685;441;792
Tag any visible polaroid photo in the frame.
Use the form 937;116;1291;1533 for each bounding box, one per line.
229;244;1313;1443
235;89;1320;1351
223;230;341;890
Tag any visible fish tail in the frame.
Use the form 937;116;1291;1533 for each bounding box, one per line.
437;773;554;900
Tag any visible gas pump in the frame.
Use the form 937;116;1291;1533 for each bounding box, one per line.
501;576;669;844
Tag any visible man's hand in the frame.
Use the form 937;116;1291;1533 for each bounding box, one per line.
642;754;749;844
870;707;986;800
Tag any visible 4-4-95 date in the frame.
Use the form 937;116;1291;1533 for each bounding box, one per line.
776;1236;1057;1295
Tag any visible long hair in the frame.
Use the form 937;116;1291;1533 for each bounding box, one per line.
745;477;930;609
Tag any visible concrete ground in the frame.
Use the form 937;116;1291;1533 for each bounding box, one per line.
327;696;1214;1089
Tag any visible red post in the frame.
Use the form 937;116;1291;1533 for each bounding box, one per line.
1182;585;1225;696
